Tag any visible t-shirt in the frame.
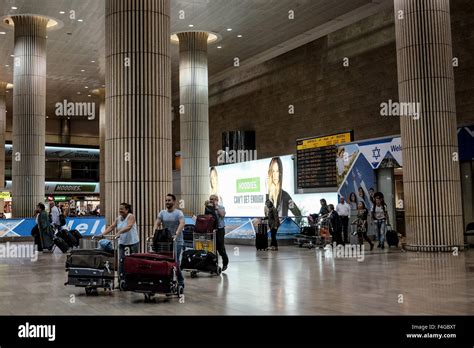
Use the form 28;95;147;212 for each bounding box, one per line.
158;209;185;244
374;205;386;220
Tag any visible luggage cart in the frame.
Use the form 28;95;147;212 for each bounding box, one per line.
65;234;118;296
181;230;221;278
124;240;182;302
294;215;331;249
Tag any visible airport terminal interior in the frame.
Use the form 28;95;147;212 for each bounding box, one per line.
0;0;473;316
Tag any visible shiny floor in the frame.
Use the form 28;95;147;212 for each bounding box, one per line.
0;242;473;315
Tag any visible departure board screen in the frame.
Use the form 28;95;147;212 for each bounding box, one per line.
296;132;352;190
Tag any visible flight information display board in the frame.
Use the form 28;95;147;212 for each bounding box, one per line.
296;132;352;190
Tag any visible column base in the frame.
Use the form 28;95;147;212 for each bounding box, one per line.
404;244;465;252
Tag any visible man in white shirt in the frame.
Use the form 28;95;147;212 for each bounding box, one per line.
49;201;61;231
336;196;351;244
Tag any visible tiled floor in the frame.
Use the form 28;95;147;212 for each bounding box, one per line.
0;242;473;315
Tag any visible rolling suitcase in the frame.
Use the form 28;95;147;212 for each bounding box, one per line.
122;253;181;299
66;249;115;270
57;229;78;248
66;268;114;288
54;236;69;253
180;249;219;276
256;223;268;251
386;225;399;247
183;224;195;248
195;215;215;234
70;229;83;242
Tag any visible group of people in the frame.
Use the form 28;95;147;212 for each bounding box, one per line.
32;200;68;252
94;193;229;294
317;194;389;250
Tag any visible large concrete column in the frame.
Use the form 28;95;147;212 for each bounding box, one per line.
11;16;48;218
0;82;7;189
394;0;464;251
178;32;210;215
105;0;172;250
99;93;106;217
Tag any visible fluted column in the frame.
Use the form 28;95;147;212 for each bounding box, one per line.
99;97;106;217
394;0;464;251
178;32;210;215
105;0;172;250
0;82;7;189
11;16;48;218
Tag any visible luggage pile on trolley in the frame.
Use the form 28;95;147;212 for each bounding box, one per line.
294;214;332;249
181;215;222;278
64;235;116;296
120;231;183;303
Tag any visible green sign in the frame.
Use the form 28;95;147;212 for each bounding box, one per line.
52;196;70;201
236;177;260;193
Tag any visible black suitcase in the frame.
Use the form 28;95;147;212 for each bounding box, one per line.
183;224;194;248
57;229;78;248
70;229;83;242
181;249;219;273
256;223;268;251
54;237;69;253
66;267;114;287
386;225;399;247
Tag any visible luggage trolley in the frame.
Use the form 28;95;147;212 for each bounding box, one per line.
294;214;331;249
123;239;182;303
64;234;118;296
181;229;222;278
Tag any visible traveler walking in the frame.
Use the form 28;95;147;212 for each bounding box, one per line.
336;196;351;244
265;199;280;251
209;195;229;271
328;204;343;245
352;201;374;251
372;196;389;249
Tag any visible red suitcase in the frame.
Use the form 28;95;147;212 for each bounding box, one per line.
195;215;215;234
122;253;182;301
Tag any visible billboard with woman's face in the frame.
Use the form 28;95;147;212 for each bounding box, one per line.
210;155;337;217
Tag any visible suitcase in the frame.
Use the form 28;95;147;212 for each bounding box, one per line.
181;249;219;273
57;229;79;248
183;224;194;248
54;237;69;253
66;249;115;270
152;229;173;252
256;223;268;250
66;267;114;288
195;215;215;234
39;226;55;251
301;226;316;236
70;229;83;242
386;225;399;247
122;253;177;294
349;225;359;245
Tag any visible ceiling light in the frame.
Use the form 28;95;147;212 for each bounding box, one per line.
11;6;18;10
59;11;65;14
188;24;194;28
77;92;81;95
81;69;85;72
0;32;6;35
10;54;14;57
78;19;84;22
88;95;92;97
91;60;95;63
84;86;89;89
217;46;222;49
227;28;232;31
237;35;243;38
5;65;9;67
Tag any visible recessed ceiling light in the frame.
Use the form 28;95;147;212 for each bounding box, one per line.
11;6;18;10
0;32;6;35
91;60;95;63
77;92;81;95
237;34;243;38
78;19;84;22
88;95;92;97
46;116;49;119
84;86;89;89
81;69;85;72
217;46;222;49
227;28;232;31
188;24;194;28
10;54;14;57
5;65;9;67
59;11;65;14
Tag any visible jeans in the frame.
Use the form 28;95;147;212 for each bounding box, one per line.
340;216;349;243
270;228;278;248
216;228;229;267
119;242;139;279
376;220;386;246
175;242;185;286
